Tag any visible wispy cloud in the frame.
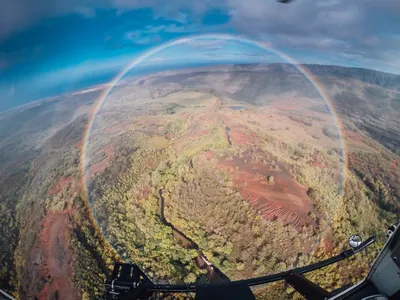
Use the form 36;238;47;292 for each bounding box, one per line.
0;0;399;74
124;23;204;45
183;39;226;50
125;31;162;45
144;23;200;34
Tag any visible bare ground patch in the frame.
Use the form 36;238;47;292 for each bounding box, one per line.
217;152;315;228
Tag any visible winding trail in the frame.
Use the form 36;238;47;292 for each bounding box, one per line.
158;189;198;250
225;126;232;146
158;189;229;282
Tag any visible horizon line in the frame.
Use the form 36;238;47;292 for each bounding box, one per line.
1;61;399;114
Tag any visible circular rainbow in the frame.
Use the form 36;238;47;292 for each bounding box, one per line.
80;33;347;260
80;33;346;196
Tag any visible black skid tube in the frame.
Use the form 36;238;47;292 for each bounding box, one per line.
141;235;376;293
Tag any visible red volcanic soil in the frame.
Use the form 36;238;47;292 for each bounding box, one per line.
48;176;78;195
136;186;152;202
146;157;156;169
104;121;131;134
348;153;382;174
181;114;211;139
217;153;314;227
345;130;365;142
322;230;334;253
35;210;80;300
230;130;251;145
88;145;113;177
310;150;328;169
75;139;83;150
311;161;328;168
205;150;213;160
390;160;400;170
220;116;255;145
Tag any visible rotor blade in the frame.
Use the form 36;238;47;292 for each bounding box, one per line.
278;0;295;3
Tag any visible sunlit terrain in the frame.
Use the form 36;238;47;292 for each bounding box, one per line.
1;1;400;298
1;61;399;299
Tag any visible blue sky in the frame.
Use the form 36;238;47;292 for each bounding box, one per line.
0;0;399;111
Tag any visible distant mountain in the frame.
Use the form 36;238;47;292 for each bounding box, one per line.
140;63;400;90
2;63;400;155
228;63;400;91
304;64;400;91
138;63;400;154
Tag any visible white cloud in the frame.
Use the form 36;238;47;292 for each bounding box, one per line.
0;0;399;73
125;30;162;45
183;39;227;49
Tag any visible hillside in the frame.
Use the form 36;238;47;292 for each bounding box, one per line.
0;63;398;299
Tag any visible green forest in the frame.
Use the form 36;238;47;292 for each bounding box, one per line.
0;88;398;300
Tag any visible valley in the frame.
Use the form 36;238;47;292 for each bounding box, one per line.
0;64;398;299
